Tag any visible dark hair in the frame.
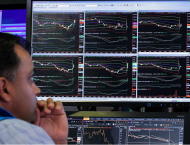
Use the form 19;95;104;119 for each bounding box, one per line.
0;32;31;81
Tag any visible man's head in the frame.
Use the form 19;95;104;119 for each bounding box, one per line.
0;32;40;122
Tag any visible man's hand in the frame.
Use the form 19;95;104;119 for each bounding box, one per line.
33;98;68;144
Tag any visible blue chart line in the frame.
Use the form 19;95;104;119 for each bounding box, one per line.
33;45;75;50
84;90;128;95
85;46;128;50
139;34;182;42
84;79;128;87
33;34;75;43
138;75;181;82
41;90;74;94
33;78;74;86
138;84;181;88
86;34;128;43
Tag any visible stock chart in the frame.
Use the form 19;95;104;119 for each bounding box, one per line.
83;127;119;144
138;12;187;52
85;12;133;53
32;55;80;96
128;127;179;145
84;56;132;97
138;56;186;97
32;12;84;53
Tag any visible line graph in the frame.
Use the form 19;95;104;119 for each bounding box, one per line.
85;12;133;53
86;17;127;30
85;34;128;43
83;128;119;144
32;55;79;96
84;56;132;97
84;79;128;87
32;12;84;53
138;75;181;82
33;17;76;31
138;56;186;97
139;19;182;32
128;127;179;145
129;133;175;144
138;58;181;74
138;12;187;51
32;59;74;74
34;34;75;42
84;62;127;75
139;34;182;42
33;78;74;86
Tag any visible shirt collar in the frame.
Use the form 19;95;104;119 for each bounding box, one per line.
0;107;15;118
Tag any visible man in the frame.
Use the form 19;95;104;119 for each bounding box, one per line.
0;32;68;144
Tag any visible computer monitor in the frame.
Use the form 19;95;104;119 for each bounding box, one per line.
26;0;190;104
0;9;26;38
67;111;190;144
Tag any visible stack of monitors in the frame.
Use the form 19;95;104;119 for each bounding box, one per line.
28;0;190;103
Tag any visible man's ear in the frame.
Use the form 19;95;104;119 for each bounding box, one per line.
0;77;11;102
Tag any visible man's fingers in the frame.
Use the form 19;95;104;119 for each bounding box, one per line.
43;100;51;114
37;99;64;115
55;101;63;110
37;100;51;114
47;98;54;109
37;100;45;107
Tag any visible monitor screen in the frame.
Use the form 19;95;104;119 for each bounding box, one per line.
0;9;26;38
28;0;190;103
68;117;184;144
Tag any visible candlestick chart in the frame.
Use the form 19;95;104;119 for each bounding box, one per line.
85;12;132;53
32;12;83;53
84;56;132;97
138;12;187;51
83;127;119;145
32;55;79;96
137;56;186;97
